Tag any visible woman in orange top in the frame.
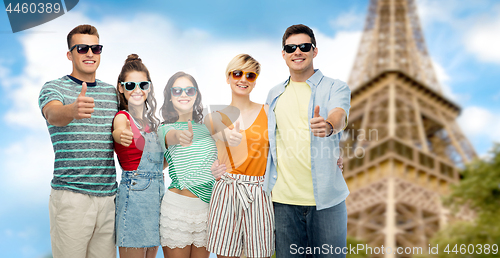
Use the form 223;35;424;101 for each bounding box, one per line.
205;54;274;258
205;54;345;258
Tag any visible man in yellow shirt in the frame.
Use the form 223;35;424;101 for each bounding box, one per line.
264;24;351;258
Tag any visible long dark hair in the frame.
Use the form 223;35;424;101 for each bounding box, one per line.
160;71;203;124
116;54;160;132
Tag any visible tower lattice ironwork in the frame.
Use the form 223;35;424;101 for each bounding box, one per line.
343;0;476;257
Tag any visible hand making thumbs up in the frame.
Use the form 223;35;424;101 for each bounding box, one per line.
72;82;95;119
177;120;194;147
228;120;243;146
310;105;331;137
120;119;134;147
211;159;227;180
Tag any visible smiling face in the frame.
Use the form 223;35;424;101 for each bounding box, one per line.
171;77;197;115
119;71;149;107
67;34;101;80
282;33;318;79
226;69;257;96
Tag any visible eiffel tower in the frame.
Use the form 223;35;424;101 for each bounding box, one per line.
343;0;476;257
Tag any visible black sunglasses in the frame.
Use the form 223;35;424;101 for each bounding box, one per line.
120;81;151;91
69;44;103;54
171;87;197;97
283;43;315;54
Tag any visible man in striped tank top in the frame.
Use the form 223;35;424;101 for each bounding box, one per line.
38;25;118;258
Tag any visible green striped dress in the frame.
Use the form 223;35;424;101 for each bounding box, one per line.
38;75;118;196
158;121;217;203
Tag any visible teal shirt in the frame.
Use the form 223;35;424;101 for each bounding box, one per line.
38;75;118;196
158;121;217;203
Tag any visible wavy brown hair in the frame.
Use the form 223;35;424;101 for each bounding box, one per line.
160;72;203;124
116;54;160;132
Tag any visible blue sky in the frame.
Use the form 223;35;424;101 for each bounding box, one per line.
1;0;499;257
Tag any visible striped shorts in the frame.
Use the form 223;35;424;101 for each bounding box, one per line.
207;173;275;257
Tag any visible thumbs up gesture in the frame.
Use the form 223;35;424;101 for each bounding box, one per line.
177;120;194;147
310;106;331;137
337;155;344;172
72;82;95;119
120;119;134;147
227;120;242;147
211;159;227;180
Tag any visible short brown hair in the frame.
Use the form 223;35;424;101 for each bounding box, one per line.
67;24;99;49
282;24;316;48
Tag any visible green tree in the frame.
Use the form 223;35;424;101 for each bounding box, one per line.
427;144;500;257
346;236;369;258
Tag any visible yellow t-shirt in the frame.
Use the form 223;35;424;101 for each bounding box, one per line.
272;80;315;205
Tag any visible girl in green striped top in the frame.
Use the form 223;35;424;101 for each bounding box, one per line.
157;72;217;258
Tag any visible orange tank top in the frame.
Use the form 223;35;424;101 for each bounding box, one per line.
216;105;269;177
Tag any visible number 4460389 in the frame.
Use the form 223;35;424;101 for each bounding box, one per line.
5;3;61;14
444;244;498;255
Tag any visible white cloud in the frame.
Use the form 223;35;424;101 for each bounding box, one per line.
417;0;485;28
16;227;39;239
3;76;47;129
1;134;54;208
0;61;10;79
0;11;362;206
464;9;500;64
315;31;362;82
4;229;13;237
1;228;47;258
418;0;500;65
493;91;500;101
417;0;458;27
432;61;450;83
21;245;38;258
432;60;464;102
329;10;364;31
458;106;500;143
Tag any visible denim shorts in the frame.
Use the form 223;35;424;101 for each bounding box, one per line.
115;171;165;248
